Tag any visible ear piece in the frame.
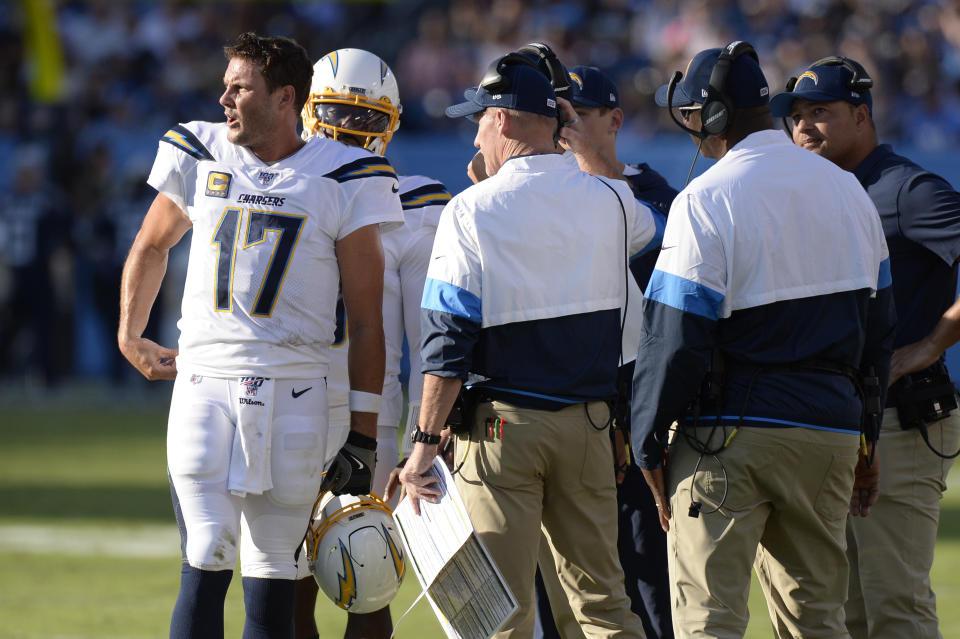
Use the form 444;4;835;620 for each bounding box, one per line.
700;41;758;137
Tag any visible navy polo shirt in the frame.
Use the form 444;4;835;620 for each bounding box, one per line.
624;162;679;291
854;145;960;351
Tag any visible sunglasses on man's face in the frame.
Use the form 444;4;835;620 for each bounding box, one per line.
678;105;702;121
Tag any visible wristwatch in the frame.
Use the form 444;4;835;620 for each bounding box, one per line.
410;425;442;445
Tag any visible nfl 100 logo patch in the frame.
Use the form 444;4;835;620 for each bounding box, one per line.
241;377;265;396
257;170;278;186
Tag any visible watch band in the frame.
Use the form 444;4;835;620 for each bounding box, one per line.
410;425;442;445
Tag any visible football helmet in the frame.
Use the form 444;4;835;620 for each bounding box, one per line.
305;491;406;614
302;48;402;155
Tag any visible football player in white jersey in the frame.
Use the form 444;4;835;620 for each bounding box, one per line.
292;48;450;639
117;33;402;638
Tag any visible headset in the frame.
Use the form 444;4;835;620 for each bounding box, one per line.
784;55;873;94
666;41;759;140
478;52;545;94
515;42;571;97
666;41;759;186
780;56;874;134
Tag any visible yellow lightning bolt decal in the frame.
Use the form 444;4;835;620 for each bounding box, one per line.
383;523;405;580
335;539;357;609
343;163;396;178
403;193;451;208
797;70;818;86
163;129;199;154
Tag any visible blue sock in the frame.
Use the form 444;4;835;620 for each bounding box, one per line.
242;576;296;639
169;564;233;638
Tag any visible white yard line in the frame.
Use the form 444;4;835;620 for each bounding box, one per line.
0;524;180;558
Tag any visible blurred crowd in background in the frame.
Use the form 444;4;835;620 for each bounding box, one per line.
2;0;959;389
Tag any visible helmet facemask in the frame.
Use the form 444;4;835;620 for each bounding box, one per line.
302;92;400;155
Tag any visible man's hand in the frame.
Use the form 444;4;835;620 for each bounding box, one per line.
850;443;880;517
555;97;622;179
322;431;377;496
640;464;672;532
889;339;940;386
384;458;407;503
467;151;488;184
118;336;178;381
612;428;629;485
398;443;442;515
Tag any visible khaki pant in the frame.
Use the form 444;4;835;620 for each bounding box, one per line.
844;408;960;639
668;426;859;639
454;400;644;639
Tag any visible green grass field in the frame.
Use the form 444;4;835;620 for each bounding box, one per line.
2;399;959;638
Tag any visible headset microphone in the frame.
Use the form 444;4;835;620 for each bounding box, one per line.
666;72;706;187
667;71;705;139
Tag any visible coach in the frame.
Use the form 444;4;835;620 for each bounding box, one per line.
771;56;960;639
631;42;895;638
398;57;657;637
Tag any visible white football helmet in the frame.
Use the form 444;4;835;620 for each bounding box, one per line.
305;492;406;614
302;48;402;155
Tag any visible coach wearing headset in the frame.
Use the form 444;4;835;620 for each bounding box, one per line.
631;43;896;638
398;56;661;637
770;56;960;639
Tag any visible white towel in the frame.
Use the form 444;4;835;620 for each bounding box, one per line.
227;377;276;497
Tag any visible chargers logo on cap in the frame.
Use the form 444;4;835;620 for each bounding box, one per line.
568;72;584;90
797;70;818;87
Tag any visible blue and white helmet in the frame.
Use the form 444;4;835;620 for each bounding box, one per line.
301;48;402;155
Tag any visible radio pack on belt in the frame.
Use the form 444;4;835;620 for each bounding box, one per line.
888;361;958;430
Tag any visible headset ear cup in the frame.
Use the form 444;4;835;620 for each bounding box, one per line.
700;97;729;136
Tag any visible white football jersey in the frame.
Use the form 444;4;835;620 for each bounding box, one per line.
327;175;449;427
147;121;403;378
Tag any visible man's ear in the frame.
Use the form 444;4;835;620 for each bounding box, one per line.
853;103;871;129
276;84;297;111
494;108;510;134
609;107;624;134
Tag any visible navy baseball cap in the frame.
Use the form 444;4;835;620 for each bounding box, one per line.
770;58;872;118
655;47;770;109
445;63;558;119
568;66;619;109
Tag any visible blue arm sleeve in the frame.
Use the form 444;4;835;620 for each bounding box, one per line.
631;291;719;470
631;205;667;260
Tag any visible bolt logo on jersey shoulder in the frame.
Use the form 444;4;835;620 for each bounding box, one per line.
323;156;397;184
205;171;232;198
400;183;451;211
161;124;214;161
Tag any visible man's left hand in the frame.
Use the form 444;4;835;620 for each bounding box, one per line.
321;431;377;495
850;443;880;517
889;338;940;386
